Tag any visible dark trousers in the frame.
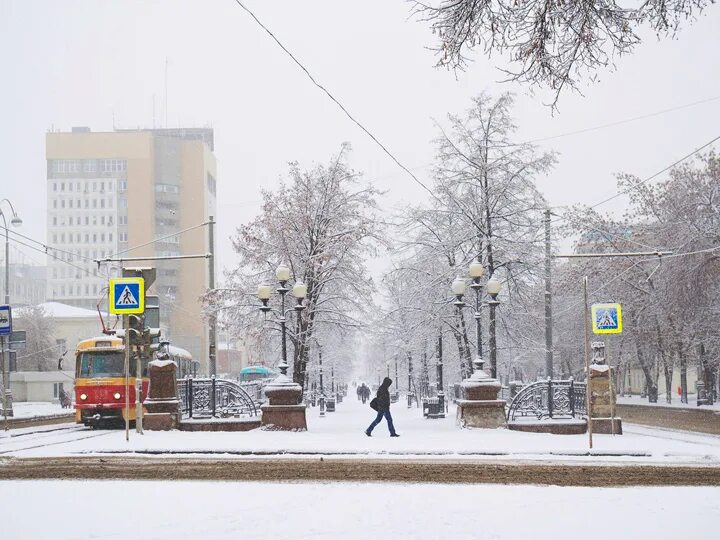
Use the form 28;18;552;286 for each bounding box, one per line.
367;408;396;435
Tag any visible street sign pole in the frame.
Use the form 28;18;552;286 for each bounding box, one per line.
583;277;593;450
1;335;7;431
136;343;143;435
124;314;130;442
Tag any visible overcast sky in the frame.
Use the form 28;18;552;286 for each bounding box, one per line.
1;0;718;278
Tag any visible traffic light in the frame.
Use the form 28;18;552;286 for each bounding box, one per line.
127;314;144;349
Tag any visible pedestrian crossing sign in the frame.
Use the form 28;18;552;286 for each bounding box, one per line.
109;278;145;315
591;303;622;334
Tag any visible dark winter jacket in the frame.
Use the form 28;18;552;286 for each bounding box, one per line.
375;377;392;411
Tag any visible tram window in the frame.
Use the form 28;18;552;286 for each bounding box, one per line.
78;352;125;378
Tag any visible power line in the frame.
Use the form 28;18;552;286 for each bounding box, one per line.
231;0;438;201
522;95;720;145
551;133;720;224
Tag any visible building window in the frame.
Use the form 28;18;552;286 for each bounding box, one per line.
102;159;127;173
92;199;97;209
120;198;127;209
119;232;128;242
53;183;57;192
100;199;105;209
207;173;216;197
109;233;113;242
60;182;65;192
84;160;97;173
52;234;57;243
119;180;127;192
61;200;65;209
84;216;89;226
52;217;57;226
68;200;73;209
155;184;180;194
53;200;57;209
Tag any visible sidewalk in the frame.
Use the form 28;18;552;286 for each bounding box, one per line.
7;396;720;464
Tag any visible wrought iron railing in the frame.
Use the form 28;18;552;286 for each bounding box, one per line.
506;378;586;422
177;377;259;418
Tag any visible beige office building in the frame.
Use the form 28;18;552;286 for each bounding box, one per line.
46;127;217;370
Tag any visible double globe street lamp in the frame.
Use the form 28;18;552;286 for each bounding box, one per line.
257;263;307;378
451;260;502;379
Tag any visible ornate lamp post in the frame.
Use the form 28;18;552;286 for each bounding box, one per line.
0;199;22;423
468;259;485;376
318;346;325;417
486;277;502;379
256;263;309;430
453;269;506;429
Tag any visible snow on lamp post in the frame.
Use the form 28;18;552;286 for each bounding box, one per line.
454;270;506;429
468;258;486;376
486;277;502;380
256;264;309;431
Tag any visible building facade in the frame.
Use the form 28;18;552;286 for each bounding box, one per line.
45;127;217;369
0;262;46;307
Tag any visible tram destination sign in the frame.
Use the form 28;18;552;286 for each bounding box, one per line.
109;278;145;315
0;305;11;336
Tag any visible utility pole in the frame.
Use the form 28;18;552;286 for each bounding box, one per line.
544;209;554;379
208;215;216;377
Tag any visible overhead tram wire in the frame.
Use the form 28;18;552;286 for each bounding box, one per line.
229;6;720;222
522;94;720;145
550;133;720;225
231;0;438;203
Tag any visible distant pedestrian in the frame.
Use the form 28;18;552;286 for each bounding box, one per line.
360;383;370;404
357;385;362;401
365;377;399;437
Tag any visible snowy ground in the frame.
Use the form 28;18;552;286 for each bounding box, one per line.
2;480;719;540
4;397;720;464
9;401;73;419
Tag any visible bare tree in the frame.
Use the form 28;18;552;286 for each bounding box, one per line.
207;145;382;389
14;305;57;372
412;1;713;108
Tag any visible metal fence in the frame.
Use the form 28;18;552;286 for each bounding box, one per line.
506;378;586;421
177;377;259;419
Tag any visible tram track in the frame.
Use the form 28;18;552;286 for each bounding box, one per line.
0;427;113;455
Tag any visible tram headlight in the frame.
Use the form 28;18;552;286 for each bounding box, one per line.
80;393;88;401
114;392;121;400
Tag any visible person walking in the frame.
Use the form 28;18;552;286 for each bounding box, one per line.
365;377;399;437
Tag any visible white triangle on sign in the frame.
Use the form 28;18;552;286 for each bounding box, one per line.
117;285;139;306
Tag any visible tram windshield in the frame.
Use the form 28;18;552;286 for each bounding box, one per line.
78;351;125;378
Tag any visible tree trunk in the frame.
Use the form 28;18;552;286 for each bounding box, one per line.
635;342;658;403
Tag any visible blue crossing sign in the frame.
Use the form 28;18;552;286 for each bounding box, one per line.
109;278;145;315
0;305;12;336
591;303;622;334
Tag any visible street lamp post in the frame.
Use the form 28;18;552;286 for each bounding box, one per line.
468;259;485;376
318;347;325;417
486;278;502;379
0;199;22;423
257;263;307;378
453;269;506;429
256;263;309;430
451;275;469;378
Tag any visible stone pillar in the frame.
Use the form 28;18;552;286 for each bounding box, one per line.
261;375;307;431
456;369;506;429
143;359;180;431
589;365;622;434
